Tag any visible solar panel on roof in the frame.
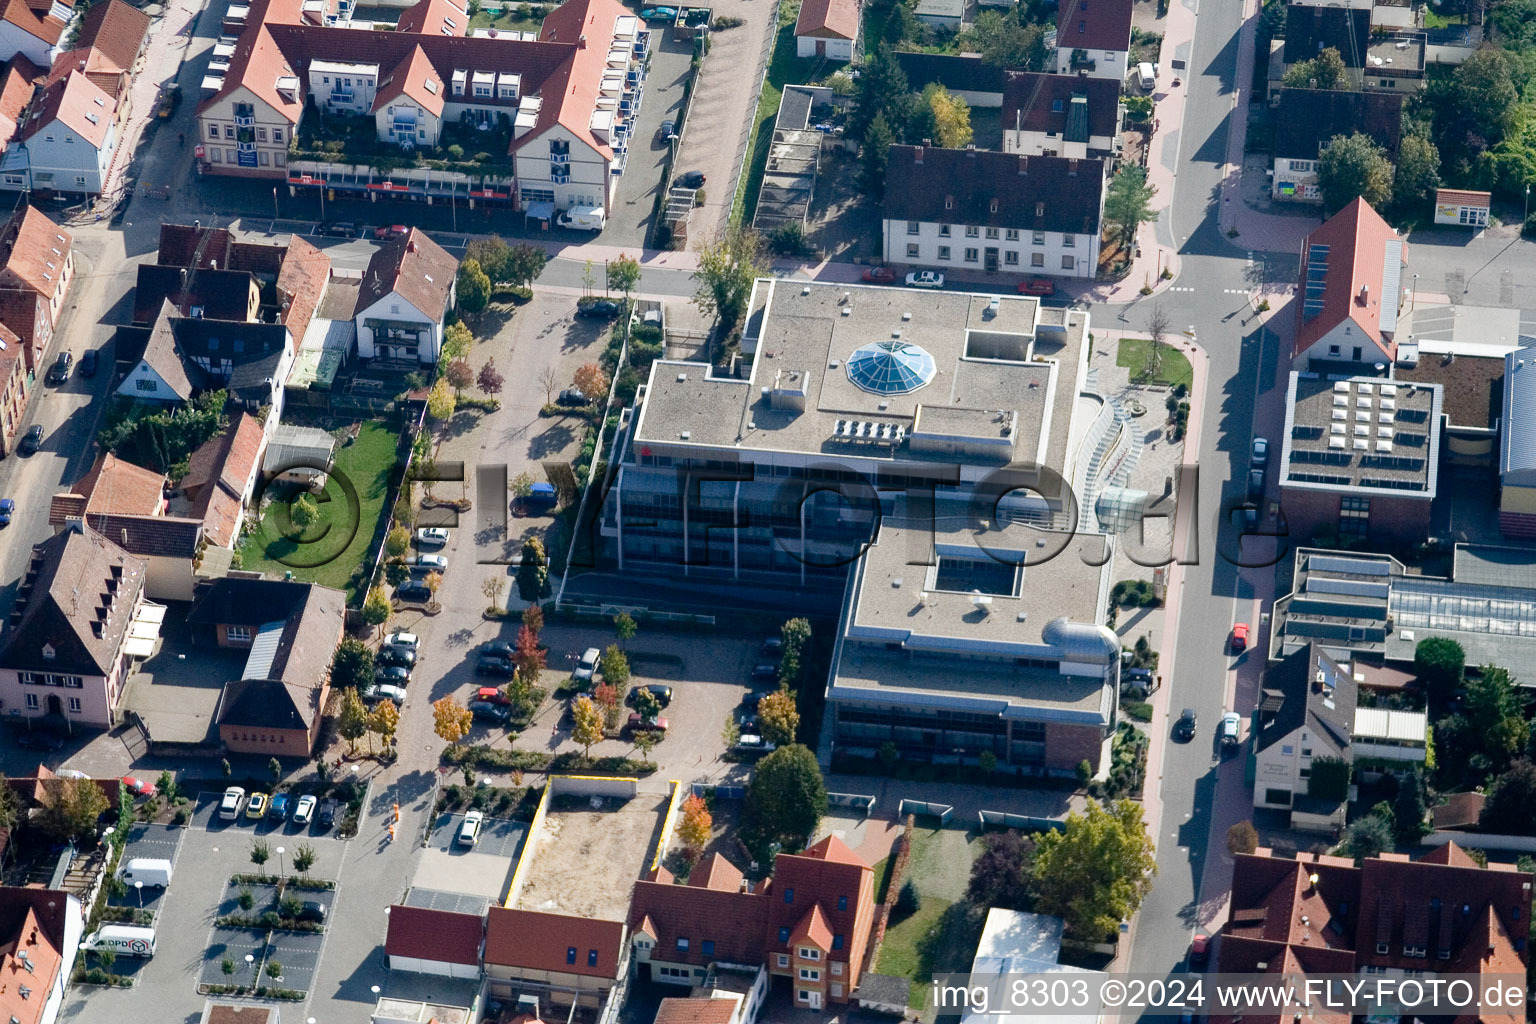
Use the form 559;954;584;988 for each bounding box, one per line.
1303;243;1330;319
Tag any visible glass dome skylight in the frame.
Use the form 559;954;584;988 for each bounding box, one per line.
846;340;936;395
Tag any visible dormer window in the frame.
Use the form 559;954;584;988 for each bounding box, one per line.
41;644;54;661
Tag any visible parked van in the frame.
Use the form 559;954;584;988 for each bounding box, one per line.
118;857;173;889
557;206;605;231
1136;62;1156;91
84;925;156;957
522;482;558;513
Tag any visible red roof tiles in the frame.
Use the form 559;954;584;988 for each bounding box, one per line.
794;0;858;40
484;907;625;977
21;70;114;148
385;904;483;965
1293;197;1404;360
0;205;70;301
1056;0;1132;54
653;998;740;1024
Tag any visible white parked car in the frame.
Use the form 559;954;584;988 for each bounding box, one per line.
573;647;601;684
384;631;419;653
219;786;246;821
905;270;944;289
416;527;449;547
458;810;483;847
1220;711;1243;747
293;794;317;825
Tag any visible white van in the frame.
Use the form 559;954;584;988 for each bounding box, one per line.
84;925;156;957
557;207;605;232
1136;62;1156;91
118;857;173;889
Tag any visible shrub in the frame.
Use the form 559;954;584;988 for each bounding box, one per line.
1123;701;1153;722
237;887;254;911
894;878;920;918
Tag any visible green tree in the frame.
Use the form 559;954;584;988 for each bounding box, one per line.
757;689;799;746
851;44;912;141
1317;132;1395;213
384;525;410;559
1464;666;1528;771
154;771;179;805
250;839;271;866
1032;799;1156;939
465;236;511;282
572;695;605;757
1391;767;1430;842
362;585;391;627
1307;756;1351;801
1415;636;1465;706
36;778;109;843
427;378;457;421
632;687;661;722
607;253;641;300
964;10;1047;70
692;228;767;333
289;494;319;530
456;258;492;314
338;687;368;755
894;878;921;918
268;757;283;787
1479;757;1536;835
1344;811;1394;860
600;645;631;687
1103;164;1158;250
504;243;549;287
742;744;827;854
441;321;473;361
922;84;972;149
330;635;374;693
780;617;812;687
860;112;896;199
516;537;548;601
1447;47;1519;149
1282;46;1348;89
613;612;637;649
1392;129;1441;216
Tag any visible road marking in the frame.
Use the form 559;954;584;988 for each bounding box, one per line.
1223;289;1249;295
1167;286;1196;293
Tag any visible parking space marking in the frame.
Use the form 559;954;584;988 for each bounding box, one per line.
404;888;490;916
426;814;526;860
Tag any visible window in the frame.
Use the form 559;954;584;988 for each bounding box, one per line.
66;696;80;713
275;152;284;167
224;125;235;139
985;227;999;240
43;135;53;143
906;221;919;236
837;896;847;912
209;148;221;163
1004;251;1018;266
676;938;690;951
798;991;812;1003
799;968;820;981
1264;787;1292;805
227;625;252;643
258;151;268;166
1376;943;1389;955
566;947;577;964
906;243;919;259
1298;768;1311;780
1328;345;1341;357
778;927;790;943
831;960;843;974
777;954;789;968
208;124;219;139
1063;234;1075;248
1403;945;1425;958
784;889;794;904
1031;253;1044;267
965;248;979;263
938;225;950;237
226;149;236;163
1005;229;1019;241
831;984;844;998
1032;231;1045;245
136;378;157;392
588;950;598;967
1340;496;1370;538
799;947;821;960
832;935;844;950
1061;255;1074;270
257;127;268;142
965;226;979;238
24;694;37;710
2;174;21;186
273;128;283;143
701;940;715;957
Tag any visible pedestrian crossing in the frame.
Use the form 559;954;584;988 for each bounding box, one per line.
1223;289;1249;295
1167;286;1196;293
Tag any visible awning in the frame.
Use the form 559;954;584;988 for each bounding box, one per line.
124;603;166;658
524;201;554;222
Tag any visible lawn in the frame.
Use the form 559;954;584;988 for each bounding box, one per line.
469;2;545;32
1116;337;1194;392
238;421;400;599
736;3;824;226
872;827;987;1010
1423;7;1464;28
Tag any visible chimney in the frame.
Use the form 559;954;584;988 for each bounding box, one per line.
1018;155;1028;175
1068;158;1079;176
913;146;924;164
1358;284;1370;304
578;33;587;47
407;240;417;254
965;143;976;156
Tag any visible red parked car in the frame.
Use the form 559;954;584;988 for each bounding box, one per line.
1231;622;1250;652
374;224;407;240
1017;278;1056;296
861;266;896;283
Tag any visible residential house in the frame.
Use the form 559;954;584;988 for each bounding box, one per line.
0;203;72;372
117;302;196;403
385;904;483;978
0;0;71;70
354;228;457;363
1270;545;1536;671
10;70;117;195
794;0;858;61
1273;372;1442;544
1292;197;1406;369
118;303;294;418
483;907;626;1009
1214;843;1531;1024
262;423;334;489
894;51;1005;107
273;234;331;355
1503;347;1536;536
963;910;1107;1024
1054;0;1132;80
1251;642;1357;828
176;411;267;548
1270;88;1402;203
195;0;635;218
883;145;1105;278
0;56;42;168
132;265;262;324
629;837;877;1009
0;321;28;457
1001;71;1121;160
0;885;82;1024
189;577;346;756
46;0;149;103
1276;4;1427;96
653;997;754;1024
0;522;155;728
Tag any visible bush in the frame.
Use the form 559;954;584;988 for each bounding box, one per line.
1123;701;1153;722
894;877;920;918
711;13;744;27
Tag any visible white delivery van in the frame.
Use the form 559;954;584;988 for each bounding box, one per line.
1136;62;1156;91
84;925;156;957
118;857;173;889
557;206;605;231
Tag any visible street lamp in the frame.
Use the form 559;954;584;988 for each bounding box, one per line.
275;845;285;883
1411;273;1419;313
134;880;143;909
1525;185;1530;227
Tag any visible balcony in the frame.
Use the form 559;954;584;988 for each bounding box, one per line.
237;140;256;153
550;151;570;166
551;168;570;185
234;114;255;128
330;89;354;103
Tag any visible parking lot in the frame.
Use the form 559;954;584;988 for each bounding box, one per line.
190;790;342;839
412;814;527;901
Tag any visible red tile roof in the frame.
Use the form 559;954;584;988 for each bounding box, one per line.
0;903;61;1024
373;44;444;118
653;998;739;1024
396;0;467;36
1436;188;1490;208
385;904;483;965
1293;197;1404;360
72;0;150;79
484;907;625;977
0;58;42;140
75;453;166;518
275;235;330;351
0;0;67;47
628;877;770;968
691;853;744;892
0;205;69;300
21;70;114;148
183;412;266;547
789;904;832;949
794;0;858;40
355;228;456;321
1056;0;1132;54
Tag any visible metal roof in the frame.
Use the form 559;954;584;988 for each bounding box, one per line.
1500;348;1536;484
1353;707;1425;743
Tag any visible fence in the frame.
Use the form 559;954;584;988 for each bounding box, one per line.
863;815;915;974
898;799;954;824
977;810;1068;833
554;601;716;626
828;792;876;816
693;783;746;800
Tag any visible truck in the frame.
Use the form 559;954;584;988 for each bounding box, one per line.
556;206;605;232
84;925;157;957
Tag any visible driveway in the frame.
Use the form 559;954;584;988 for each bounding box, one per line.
604;31;697;246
